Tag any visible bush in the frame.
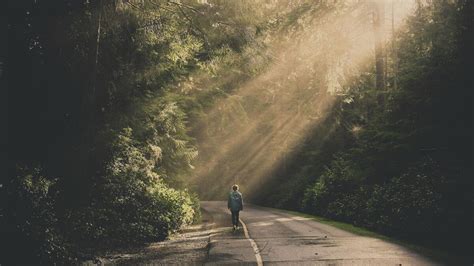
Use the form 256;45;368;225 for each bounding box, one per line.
2;166;72;264
69;128;200;247
303;156;448;240
302;156;368;222
366;157;446;237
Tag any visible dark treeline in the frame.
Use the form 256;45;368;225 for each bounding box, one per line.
2;0;473;264
2;0;268;264
254;0;473;256
176;0;472;257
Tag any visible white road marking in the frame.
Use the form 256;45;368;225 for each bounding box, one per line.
239;218;264;266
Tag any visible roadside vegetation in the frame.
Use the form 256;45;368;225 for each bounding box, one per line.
3;0;266;263
254;0;472;256
3;0;472;264
274;207;462;265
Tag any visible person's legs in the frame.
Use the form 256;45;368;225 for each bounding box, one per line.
235;211;240;228
231;211;237;227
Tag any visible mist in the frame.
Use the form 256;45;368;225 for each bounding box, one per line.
187;0;416;199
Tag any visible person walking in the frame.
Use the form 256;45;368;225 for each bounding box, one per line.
227;184;243;230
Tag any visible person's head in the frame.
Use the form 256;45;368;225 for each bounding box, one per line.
232;184;239;191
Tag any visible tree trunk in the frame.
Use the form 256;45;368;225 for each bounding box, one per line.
373;0;385;105
91;0;102;103
392;0;398;90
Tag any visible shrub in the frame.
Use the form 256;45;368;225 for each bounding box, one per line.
366;157;446;237
302;155;367;221
304;156;447;240
69;128;200;247
3;166;72;264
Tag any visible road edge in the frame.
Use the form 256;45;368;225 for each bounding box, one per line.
254;204;469;265
239;218;263;266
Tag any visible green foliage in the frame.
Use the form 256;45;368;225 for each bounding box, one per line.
4;0;472;263
303;157;447;236
366;158;446;236
302;156;369;223
69;127;199;246
3;166;72;264
7;0;276;256
137;100;199;184
5;0;230;262
261;0;472;252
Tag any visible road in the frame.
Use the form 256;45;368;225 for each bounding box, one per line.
202;201;439;265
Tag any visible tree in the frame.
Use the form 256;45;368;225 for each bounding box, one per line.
372;0;385;105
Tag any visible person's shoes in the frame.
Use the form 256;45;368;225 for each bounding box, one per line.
236;226;240;230
233;225;236;231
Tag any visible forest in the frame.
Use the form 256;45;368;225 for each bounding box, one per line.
2;0;472;264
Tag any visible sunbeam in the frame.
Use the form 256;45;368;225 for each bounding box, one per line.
189;0;417;199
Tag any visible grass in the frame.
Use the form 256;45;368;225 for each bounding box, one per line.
260;206;466;265
277;209;389;238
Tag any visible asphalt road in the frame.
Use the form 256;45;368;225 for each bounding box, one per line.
202;201;439;265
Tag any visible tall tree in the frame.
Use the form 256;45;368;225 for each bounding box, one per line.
391;0;398;90
372;0;385;104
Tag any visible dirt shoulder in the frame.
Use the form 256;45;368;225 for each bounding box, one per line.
82;209;214;265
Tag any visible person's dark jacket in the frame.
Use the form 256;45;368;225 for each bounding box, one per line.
228;191;243;211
